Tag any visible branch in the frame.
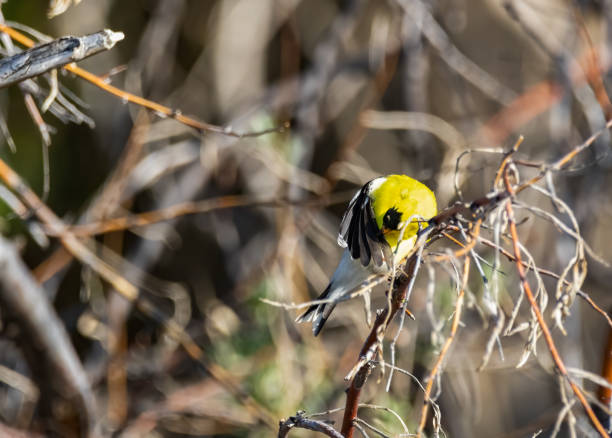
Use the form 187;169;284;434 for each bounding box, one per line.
0;236;95;436
473;235;612;329
0;156;277;430
396;0;516;105
596;321;612;428
0;29;124;88
278;412;343;438
340;256;420;438
63;191;354;237
416;255;470;437
0;24;288;137
504;168;610;438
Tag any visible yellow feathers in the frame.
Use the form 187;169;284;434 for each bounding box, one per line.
370;174;437;251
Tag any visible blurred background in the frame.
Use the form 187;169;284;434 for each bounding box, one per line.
0;0;612;436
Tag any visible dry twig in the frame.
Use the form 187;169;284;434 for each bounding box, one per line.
504;167;609;437
0;236;95;436
0;24;288;138
0;29;124;88
416;255;470;437
278;411;343;438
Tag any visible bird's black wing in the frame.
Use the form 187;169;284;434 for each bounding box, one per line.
337;181;390;268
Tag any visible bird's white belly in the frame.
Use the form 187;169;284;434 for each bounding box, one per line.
327;249;387;299
326;235;417;301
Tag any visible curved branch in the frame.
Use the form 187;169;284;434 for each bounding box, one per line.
278;412;343;438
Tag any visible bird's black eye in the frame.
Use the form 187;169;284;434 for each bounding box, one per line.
383;207;402;230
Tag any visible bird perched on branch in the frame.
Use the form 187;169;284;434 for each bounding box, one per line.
297;174;437;336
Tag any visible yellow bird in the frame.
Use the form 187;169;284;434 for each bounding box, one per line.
297;175;437;335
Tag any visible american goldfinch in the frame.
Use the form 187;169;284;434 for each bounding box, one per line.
297;174;437;336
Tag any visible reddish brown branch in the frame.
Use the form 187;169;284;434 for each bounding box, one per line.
64;193;352;237
477;46;611;146
431;219;482;262
572;8;612;120
598;320;612;418
577;292;612;330
339;257;419;438
340;362;374;438
504;168;609;438
470;235;612;329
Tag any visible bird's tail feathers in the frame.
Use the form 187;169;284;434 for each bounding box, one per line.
295;304;319;323
296;284;335;336
312;302;335;336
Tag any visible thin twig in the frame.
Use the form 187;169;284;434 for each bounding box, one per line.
0;24;289;138
385;238;425;391
64;192;353;236
578;291;612;329
354;418;391;438
416;255;470;437
262;275;385;311
474;235;612;329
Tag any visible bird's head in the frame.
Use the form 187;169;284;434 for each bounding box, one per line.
370;175;437;252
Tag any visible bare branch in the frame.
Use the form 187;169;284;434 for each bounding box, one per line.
504;167;609;437
416;255;470;437
0;29;124;88
0;24;288;138
0;236;95;435
278;412;343;438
